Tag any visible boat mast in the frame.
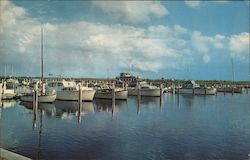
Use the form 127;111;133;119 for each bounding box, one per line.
231;58;235;85
41;27;44;80
41;27;45;95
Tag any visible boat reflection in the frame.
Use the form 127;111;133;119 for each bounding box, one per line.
1;100;16;109
140;97;160;105
55;100;94;121
94;99;128;112
20;100;94;119
94;99;128;118
20;101;56;117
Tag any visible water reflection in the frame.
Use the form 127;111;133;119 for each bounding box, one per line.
1;100;16;109
55;100;94;123
180;95;195;111
94;99;128;118
0;100;16;120
19;101;94;122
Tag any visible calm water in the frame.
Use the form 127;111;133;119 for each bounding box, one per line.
0;92;249;160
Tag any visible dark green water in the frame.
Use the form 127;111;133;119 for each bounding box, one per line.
0;92;249;160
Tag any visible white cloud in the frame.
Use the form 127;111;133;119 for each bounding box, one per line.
174;25;188;35
92;1;168;23
191;31;225;63
185;1;201;8
0;0;26;29
229;32;249;61
1;0;239;77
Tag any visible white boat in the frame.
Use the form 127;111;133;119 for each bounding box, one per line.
20;93;56;103
178;80;216;95
94;88;128;100
20;27;56;103
1;80;16;100
128;81;161;97
47;80;96;101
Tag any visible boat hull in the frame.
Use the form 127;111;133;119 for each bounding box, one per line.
217;87;242;93
20;94;56;103
94;90;128;100
178;88;217;95
1;89;16;100
56;90;96;101
128;88;161;97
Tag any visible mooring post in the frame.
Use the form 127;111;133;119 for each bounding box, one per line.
111;83;115;119
137;82;141;99
33;89;38;129
112;83;115;104
78;84;82;105
0;82;2;101
205;85;207;96
173;83;175;94
192;88;195;96
177;82;180;101
78;84;82;123
160;83;163;109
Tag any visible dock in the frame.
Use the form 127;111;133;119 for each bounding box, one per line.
0;148;31;160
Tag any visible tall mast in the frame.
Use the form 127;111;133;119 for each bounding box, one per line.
41;27;44;80
231;58;235;85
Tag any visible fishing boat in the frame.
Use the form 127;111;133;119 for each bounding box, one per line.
217;86;243;93
47;80;96;101
20;27;56;103
94;88;128;100
1;80;16;100
128;81;161;97
178;80;216;95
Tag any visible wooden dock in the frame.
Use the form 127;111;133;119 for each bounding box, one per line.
0;148;31;160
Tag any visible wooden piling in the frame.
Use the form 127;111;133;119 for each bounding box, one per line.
33;90;38;129
160;83;163;109
78;84;82;123
111;83;115;119
173;83;175;94
0;82;2;100
137;82;141;99
192;88;195;96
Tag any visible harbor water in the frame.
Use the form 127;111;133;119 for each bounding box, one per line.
0;92;249;160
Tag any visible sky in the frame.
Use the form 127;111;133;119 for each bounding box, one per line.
0;0;249;80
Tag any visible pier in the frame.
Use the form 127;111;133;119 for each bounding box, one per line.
0;148;31;160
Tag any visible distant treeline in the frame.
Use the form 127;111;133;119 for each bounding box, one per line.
0;76;249;87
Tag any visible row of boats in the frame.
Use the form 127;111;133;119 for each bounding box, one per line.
0;78;162;103
0;76;245;104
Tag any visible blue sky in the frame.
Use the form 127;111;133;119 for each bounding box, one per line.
0;1;249;80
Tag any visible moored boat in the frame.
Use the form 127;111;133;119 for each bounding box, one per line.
47;80;96;101
178;80;216;95
94;88;128;100
128;81;161;97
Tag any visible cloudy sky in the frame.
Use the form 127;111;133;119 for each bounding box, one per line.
0;1;249;80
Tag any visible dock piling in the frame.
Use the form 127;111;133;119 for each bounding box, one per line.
173;83;175;94
33;89;38;129
137;82;141;99
111;83;115;119
78;84;82;123
160;83;163;109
